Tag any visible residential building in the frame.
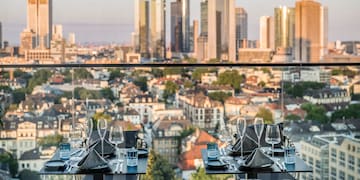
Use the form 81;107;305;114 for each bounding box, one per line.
207;0;236;62
295;0;328;62
20;29;35;55
224;96;251;117
18;147;55;172
196;36;208;62
152;116;191;166
300;135;360;180
178;129;221;179
177;92;224;130
259;16;274;49
170;0;190;53
27;0;52;49
283;67;331;83
304;88;351;113
52;24;63;41
128;95;165;123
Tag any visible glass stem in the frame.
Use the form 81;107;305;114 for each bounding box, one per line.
241;137;244;158
272;144;274;158
101;139;104;158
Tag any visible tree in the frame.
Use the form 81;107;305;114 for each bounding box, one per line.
164;67;184;76
284;82;326;98
100;88;115;101
285;114;302;121
256;107;274;124
191;168;231;180
19;169;40;180
301;103;329;124
0;85;12;92
192;68;210;81
258;81;266;88
12;88;27;104
184;80;194;89
163;81;179;100
27;69;52;93
331;104;360;121
214;70;244;93
109;68;126;81
74;88;101;100
38;134;64;148
151;68;164;78
134;77;148;92
142;150;175;180
0;152;18;177
208;92;232;104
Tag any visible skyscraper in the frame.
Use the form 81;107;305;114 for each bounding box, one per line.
0;22;2;49
295;0;327;62
52;24;63;41
320;6;329;59
170;0;190;53
69;33;76;45
274;6;295;53
181;0;190;52
27;0;52;49
200;0;208;36
259;16;274;49
150;0;166;59
171;1;182;52
235;7;248;58
135;0;150;57
193;20;199;55
207;0;236;62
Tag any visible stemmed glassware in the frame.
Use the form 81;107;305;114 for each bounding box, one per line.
109;124;124;173
69;123;84;149
97;119;108;158
236;117;247;158
84;118;93;152
218;122;233;161
265;125;281;158
254;117;264;148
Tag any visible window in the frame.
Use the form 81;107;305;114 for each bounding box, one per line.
330;167;336;177
339;170;345;180
330;148;336;157
339;151;345;166
348;175;354;180
348;155;355;171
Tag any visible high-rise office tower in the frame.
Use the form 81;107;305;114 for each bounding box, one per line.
295;0;327;62
320;6;329;59
150;0;166;59
0;22;2;49
235;7;248;59
20;29;36;55
52;24;63;41
274;6;295;53
135;0;150;57
170;0;190;53
193;20;199;55
207;0;236;62
69;33;76;45
200;0;208;36
27;0;52;49
259;16;274;49
181;0;190;52
171;1;182;52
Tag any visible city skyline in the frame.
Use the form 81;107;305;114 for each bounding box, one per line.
0;0;360;44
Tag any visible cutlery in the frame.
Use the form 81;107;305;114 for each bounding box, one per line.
275;161;285;172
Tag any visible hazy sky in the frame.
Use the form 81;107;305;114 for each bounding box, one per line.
0;0;359;44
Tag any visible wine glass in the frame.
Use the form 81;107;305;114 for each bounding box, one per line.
84;118;93;152
265;125;281;158
97;119;108;158
218;123;233;161
69;123;84;149
254;117;264;148
236;117;247;158
109;124;124;173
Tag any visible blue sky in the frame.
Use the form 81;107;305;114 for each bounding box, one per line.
0;0;359;44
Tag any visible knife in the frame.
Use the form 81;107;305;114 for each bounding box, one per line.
276;161;285;172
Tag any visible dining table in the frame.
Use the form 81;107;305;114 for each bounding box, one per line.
201;148;312;180
39;148;149;180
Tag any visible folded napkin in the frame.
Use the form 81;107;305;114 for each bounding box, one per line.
89;139;116;156
77;149;110;171
242;148;274;169
231;124;284;155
